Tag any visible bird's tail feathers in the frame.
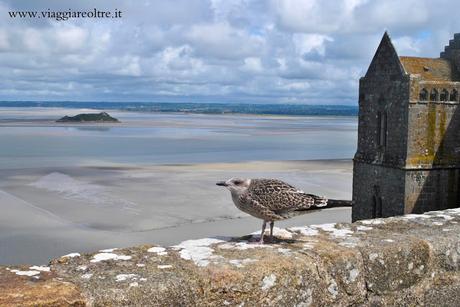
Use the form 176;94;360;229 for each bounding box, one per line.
305;194;352;209
303;192;352;209
324;199;353;208
277;195;352;219
305;194;328;208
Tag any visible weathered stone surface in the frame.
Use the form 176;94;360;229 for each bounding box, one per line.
1;208;460;306
0;265;84;306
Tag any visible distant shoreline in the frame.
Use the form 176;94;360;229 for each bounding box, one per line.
0;101;358;117
0;112;358;128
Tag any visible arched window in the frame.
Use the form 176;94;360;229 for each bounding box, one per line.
440;89;449;101
419;88;428;101
372;185;382;218
450;89;458;102
377;111;387;147
430;88;438;101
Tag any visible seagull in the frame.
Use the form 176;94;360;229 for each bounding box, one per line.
216;177;352;243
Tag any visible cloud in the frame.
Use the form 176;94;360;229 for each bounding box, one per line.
241;57;263;73
292;33;333;57
55;25;88;51
0;29;10;50
185;22;265;59
0;0;460;104
272;0;367;33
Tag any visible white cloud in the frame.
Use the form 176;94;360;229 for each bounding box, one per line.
292;33;333;57
54;25;88;51
115;56;141;76
393;36;421;54
210;0;246;21
0;30;9;50
1;0;460;104
153;45;206;76
22;28;46;52
185;22;265;59
242;57;263;73
355;0;429;31
272;0;366;33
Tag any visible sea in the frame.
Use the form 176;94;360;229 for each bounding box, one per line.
0;103;357;264
0;103;358;168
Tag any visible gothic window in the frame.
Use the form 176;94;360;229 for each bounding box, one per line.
430;88;438;101
377;111;387;147
372;185;383;218
440;89;449;101
419;88;428;101
450;89;458;102
373;196;383;218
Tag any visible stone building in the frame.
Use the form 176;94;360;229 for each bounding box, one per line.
352;32;460;221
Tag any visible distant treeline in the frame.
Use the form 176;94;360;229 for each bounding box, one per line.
0;101;358;116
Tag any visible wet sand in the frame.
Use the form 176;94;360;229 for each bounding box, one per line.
0;159;352;265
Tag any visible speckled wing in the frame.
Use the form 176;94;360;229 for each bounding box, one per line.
237;194;285;221
247;179;327;214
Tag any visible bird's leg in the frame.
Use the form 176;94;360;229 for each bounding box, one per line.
269;221;274;240
259;220;267;244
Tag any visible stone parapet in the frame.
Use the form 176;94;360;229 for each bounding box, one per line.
1;208;460;306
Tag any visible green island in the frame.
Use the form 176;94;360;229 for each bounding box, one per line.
56;112;119;123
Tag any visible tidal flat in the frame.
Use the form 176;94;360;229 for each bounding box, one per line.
0;108;356;264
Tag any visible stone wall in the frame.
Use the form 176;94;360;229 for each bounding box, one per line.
353;32;460;221
352;161;406;221
405;169;460;214
1;208;460;306
355;33;410;168
404;86;460;214
353;32;410;221
406;97;460;168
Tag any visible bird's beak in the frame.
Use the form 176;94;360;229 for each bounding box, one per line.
216;181;227;187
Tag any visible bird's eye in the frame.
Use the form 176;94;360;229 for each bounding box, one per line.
233;180;243;185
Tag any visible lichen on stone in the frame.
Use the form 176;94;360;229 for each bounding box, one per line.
147;246;167;256
6;268;40;276
115;274;138;282
261;274;277;291
173;238;226;267
157;265;173;269
90;253;132;263
61;253;80;258
311;223;354;237
228;258;258;268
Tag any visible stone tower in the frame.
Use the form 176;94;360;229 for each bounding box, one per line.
352;32;460;221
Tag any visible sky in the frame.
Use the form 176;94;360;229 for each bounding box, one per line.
1;0;460;105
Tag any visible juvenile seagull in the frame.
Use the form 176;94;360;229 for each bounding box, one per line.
216;178;352;243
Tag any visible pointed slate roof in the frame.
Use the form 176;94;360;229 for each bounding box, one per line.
365;32;406;78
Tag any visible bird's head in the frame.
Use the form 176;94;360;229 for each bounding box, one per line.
216;177;251;194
